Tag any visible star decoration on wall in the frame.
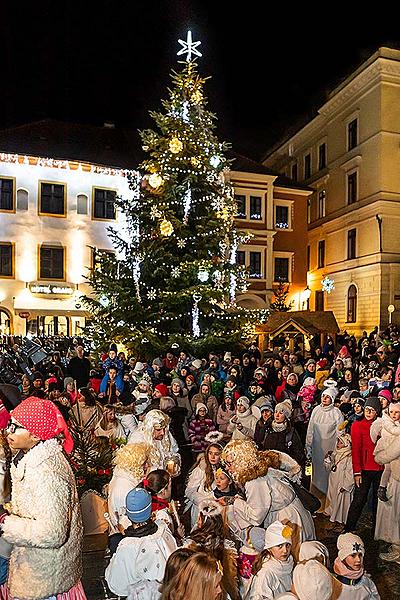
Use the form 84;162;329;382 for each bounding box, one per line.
321;276;335;293
177;30;202;62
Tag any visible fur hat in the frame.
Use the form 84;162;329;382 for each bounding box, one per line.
337;533;365;560
293;559;333;600
198;498;223;519
125;488;152;523
237;396;250;409
264;521;292;549
364;396;382;417
274;400;292;419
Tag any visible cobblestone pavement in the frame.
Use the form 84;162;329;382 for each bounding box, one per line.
82;513;400;599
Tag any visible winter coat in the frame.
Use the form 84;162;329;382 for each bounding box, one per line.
185;457;216;527
188;417;216;453
351;418;384;475
191;391;219;422
262;424;306;467
2;439;83;600
227;410;258;440
373;416;400;481
217;405;236;433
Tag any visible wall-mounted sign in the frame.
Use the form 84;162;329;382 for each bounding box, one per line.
29;283;75;296
18;312;31;319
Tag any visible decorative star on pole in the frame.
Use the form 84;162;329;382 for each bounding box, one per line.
177;30;202;62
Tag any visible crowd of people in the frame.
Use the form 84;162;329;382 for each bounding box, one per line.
0;324;400;598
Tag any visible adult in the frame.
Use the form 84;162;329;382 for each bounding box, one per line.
222;439;315;556
262;401;305;469
227;396;258;441
128;410;180;473
0;397;85;600
185;442;222;527
67;344;91;389
69;387;103;433
305;387;344;502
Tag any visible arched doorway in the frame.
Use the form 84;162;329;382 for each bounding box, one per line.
0;308;12;335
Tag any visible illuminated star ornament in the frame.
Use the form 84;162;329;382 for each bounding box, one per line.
321;276;335;293
177;30;202;62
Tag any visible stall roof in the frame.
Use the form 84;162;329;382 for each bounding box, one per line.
257;311;340;336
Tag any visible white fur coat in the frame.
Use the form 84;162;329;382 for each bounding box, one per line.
373;417;400;481
2;439;83;600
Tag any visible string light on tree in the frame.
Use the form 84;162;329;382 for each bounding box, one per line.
321;276;335;293
183;185;192;223
160;218;174;236
192;292;202;338
148;173;164;189
198;270;209;282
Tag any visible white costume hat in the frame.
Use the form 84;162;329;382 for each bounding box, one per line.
298;540;330;566
293;559;333;600
264;521;292;549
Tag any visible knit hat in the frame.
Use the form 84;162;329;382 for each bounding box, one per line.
63;376;74;389
171;378;183;389
322;386;338;401
152;357;163;368
337;533;365;560
154;383;169;397
226;375;237;384
264;521;292;549
196;402;208;415
298;540;330;566
305;359;316;367
353;397;365;409
293;559;333;600
138;379;150;389
317;358;329;369
133;361;144;373
237;396;250;409
274;400;292;419
33;371;43;381
364;396;382;417
224;352;232;362
125;488;152;523
248;526;265;553
337;431;352;447
11;397;73;454
260;400;274;414
378;388;393;402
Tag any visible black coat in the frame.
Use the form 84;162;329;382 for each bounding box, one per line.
261;424;305;467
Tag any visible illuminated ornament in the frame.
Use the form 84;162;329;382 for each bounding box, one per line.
210;155;221;168
177;30;202;62
182;101;190;122
169;137;183;154
190;89;203;104
229;241;238;302
99;295;109;308
218;205;231;222
160;218;174;237
198;270;209;282
150;206;162;220
212;271;223;289
190;157;200;167
177;238;186;249
171;266;181;278
132;255;142;302
183;185;192;223
148;173;164;189
147;289;157;301
192;292;202;338
321;276;335;293
117;320;125;327
142;337;149;343
142;145;149;151
212;197;224;212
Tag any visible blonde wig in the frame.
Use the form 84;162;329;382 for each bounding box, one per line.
113;441;151;480
138;409;176;467
221;439;280;486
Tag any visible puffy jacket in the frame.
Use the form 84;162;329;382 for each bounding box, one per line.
351;418;384;475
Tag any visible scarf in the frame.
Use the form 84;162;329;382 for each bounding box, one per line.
331;444;352;468
124;521;158;538
272;421;287;432
152;496;169;513
237;408;251;418
333;557;364;582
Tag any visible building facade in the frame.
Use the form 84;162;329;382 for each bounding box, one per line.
0;121;311;336
263;47;400;335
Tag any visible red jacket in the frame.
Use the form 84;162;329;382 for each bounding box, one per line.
351;418;384;475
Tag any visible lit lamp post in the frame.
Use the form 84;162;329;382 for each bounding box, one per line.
388;304;395;325
302;285;311;310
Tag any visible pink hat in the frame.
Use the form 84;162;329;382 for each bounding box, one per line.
378;389;393;402
11;397;74;454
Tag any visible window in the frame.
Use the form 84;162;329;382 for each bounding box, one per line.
39;182;66;215
236;251;246;266
93;188;116;220
348;228;356;260
304;154;311;179
347;171;357;205
307;198;311;224
0;178;14;211
0;243;13;277
307;245;310;271
234;194;246;218
318;190;326;219
318;143;326;170
250;196;262;220
347;284;357;322
275;205;289;229
39;246;64;280
348;118;358;151
274;257;289;282
318;240;325;268
291;163;298;182
249;252;262;278
77;194;88;215
315;290;324;311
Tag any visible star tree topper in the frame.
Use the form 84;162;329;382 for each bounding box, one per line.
177;30;202;62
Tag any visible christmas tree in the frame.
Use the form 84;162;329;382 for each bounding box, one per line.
269;282;293;312
85;33;267;357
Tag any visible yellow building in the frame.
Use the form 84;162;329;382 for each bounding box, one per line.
263;47;400;335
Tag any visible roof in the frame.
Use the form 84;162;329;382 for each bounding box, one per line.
257;310;340;335
0;119;142;169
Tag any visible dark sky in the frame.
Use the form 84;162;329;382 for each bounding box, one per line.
1;1;399;160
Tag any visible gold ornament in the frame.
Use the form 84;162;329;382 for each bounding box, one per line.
191;89;203;104
160;218;174;237
148;173;164;189
191;157;200;167
169;137;183;154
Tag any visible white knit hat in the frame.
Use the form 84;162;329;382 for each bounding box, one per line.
322;386;338;401
195;402;208;415
337;533;365;560
275;400;292;419
293;559;333;600
298;540;330;566
237;396;250;409
264;521;292;549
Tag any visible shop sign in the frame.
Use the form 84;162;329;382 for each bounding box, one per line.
29;283;75;296
18;312;31;319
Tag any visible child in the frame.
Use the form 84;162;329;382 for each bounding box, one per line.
227;396;258;441
188;403;216;455
333;533;380;598
253;400;274;449
160;551;223;600
213;466;237;504
105;488;177;598
158;547;197;597
324;431;354;531
247;521;294;599
143;469;184;538
291;559;333;600
217;395;237;439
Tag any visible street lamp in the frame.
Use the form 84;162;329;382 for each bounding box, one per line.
388;304;395;325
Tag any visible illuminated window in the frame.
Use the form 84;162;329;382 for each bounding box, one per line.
250;196;262;220
249;252;262;278
274;257;289;282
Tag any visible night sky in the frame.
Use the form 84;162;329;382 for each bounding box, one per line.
1;1;399;160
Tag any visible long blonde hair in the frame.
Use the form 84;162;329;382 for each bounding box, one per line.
161;552;223;600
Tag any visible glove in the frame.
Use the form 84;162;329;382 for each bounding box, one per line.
377;486;389;502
